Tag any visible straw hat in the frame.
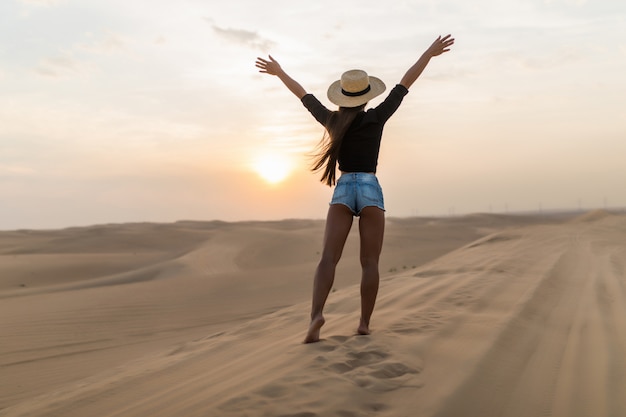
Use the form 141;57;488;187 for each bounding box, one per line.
327;69;386;108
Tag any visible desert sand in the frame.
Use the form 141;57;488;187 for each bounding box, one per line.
1;210;625;417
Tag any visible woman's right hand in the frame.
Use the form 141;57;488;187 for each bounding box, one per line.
255;55;307;99
255;55;283;76
426;34;455;57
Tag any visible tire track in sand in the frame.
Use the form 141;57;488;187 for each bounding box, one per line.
429;224;626;417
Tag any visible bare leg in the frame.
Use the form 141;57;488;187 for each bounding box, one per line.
304;204;354;343
357;206;385;335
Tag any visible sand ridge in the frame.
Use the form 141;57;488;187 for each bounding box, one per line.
1;212;625;416
0;215;495;410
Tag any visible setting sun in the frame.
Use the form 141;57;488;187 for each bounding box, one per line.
253;153;293;184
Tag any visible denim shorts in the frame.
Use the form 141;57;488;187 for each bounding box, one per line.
330;172;385;216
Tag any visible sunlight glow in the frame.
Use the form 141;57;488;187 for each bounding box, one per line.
253;153;293;184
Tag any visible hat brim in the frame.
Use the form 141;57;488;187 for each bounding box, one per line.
327;76;386;108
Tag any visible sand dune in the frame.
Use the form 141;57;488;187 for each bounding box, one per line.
1;212;625;416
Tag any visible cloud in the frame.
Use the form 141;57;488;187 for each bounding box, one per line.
33;31;128;78
34;52;83;78
544;0;588;5
207;21;274;52
0;163;36;176
79;33;127;54
20;0;65;6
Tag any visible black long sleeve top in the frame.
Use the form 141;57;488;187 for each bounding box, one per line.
301;84;409;173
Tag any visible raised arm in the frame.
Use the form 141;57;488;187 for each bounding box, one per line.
255;55;307;99
399;34;455;89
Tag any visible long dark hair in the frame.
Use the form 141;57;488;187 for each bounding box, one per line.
311;104;365;186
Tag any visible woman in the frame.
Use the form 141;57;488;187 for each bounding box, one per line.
255;34;454;343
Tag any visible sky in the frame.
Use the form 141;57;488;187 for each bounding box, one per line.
1;0;625;229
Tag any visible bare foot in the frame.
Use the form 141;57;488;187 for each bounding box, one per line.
357;318;370;335
304;315;325;343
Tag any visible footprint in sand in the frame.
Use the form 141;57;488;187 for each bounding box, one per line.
389;310;445;335
369;362;422;379
226;337;421;416
327;335;350;343
256;383;289;399
323;338;422;392
327;350;390;374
